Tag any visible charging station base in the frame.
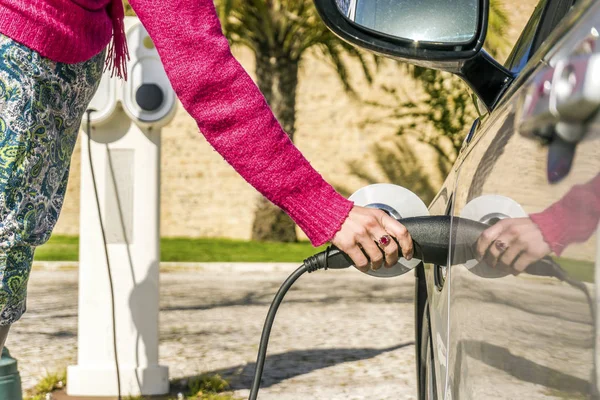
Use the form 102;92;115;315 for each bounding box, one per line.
54;391;174;400
67;364;169;396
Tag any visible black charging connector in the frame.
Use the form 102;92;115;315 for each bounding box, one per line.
303;246;354;272
248;215;591;400
249;218;456;399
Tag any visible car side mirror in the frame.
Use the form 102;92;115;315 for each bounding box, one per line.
313;0;513;110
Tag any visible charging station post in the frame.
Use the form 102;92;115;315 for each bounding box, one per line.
67;17;176;397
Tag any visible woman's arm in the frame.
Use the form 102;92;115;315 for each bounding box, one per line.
475;173;600;272
128;0;353;246
530;173;600;255
126;0;415;270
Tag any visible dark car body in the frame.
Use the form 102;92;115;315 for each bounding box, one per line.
317;0;600;397
416;0;599;398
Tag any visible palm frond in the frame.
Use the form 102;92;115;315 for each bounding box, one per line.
215;0;376;93
487;0;511;58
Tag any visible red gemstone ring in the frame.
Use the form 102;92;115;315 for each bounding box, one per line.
494;240;508;252
378;234;392;247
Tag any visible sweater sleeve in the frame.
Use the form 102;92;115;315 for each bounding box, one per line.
529;173;600;256
128;0;353;246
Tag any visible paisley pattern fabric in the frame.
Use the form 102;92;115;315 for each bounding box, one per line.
0;34;104;325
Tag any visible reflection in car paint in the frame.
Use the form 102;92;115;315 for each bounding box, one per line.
437;331;447;368
448;85;598;398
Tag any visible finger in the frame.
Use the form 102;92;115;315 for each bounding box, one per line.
368;225;399;267
498;240;526;267
498;226;547;270
484;234;513;268
513;252;538;273
344;245;370;272
383;238;400;267
476;221;506;259
508;249;526;275
382;215;413;260
358;235;384;270
477;218;531;261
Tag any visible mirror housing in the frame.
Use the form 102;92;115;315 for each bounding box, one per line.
313;0;514;110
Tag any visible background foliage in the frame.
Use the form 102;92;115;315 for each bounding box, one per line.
120;0;510;241
362;0;510;177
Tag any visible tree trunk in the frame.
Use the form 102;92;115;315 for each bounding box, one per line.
251;54;300;242
255;52;274;104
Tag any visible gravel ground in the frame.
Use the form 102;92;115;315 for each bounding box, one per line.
9;263;418;399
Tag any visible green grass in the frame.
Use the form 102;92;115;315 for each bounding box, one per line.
166;374;241;400
24;371;240;400
542;388;587;399
554;257;595;283
25;369;66;400
36;236;597;284
33;235;78;261
185;374;240;399
34;235;326;263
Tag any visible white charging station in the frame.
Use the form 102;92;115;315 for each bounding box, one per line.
67;17;176;397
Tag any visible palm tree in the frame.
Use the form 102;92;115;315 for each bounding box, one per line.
362;0;510;178
123;0;135;16
216;0;375;242
337;136;439;205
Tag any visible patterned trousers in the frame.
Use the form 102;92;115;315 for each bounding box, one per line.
0;34;104;325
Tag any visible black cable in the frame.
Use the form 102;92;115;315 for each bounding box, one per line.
86;109;122;400
249;264;308;400
247;223;599;399
540;258;596;326
249;247;353;400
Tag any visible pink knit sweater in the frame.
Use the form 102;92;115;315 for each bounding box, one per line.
530;173;600;256
0;0;354;246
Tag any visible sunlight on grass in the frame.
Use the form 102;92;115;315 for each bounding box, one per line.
555;257;595;283
186;374;240;399
25;369;66;400
24;371;240;400
34;235;326;263
167;374;242;400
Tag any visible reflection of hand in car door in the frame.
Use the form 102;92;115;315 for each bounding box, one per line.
475;217;550;272
476;172;600;272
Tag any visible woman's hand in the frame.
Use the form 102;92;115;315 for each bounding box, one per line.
331;205;414;272
475;217;551;273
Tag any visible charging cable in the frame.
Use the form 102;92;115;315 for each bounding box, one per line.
248;216;595;400
248;247;353;400
77;128;594;400
85;109;122;400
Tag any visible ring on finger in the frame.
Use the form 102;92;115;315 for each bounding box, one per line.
378;234;393;248
494;240;509;253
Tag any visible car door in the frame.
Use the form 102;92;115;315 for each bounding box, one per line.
445;0;600;398
423;176;457;398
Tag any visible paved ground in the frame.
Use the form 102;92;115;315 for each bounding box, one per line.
10;263;417;399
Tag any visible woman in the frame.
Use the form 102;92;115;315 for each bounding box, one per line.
0;0;413;351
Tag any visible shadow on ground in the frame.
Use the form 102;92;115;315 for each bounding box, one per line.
161;284;413;313
175;342;415;392
54;345;414;400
